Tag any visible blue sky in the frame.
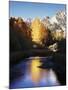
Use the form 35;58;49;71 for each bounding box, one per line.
9;1;66;19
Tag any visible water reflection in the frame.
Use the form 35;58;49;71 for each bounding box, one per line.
30;57;42;83
10;56;60;88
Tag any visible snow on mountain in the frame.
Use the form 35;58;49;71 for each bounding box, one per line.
50;11;66;31
42;10;66;39
42;11;66;31
50;16;58;24
25;18;32;26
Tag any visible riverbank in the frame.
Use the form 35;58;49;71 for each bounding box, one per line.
10;49;54;64
10;49;66;65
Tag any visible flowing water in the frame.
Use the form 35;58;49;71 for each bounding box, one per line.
10;56;60;88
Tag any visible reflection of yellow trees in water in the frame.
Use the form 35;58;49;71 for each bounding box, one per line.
30;57;48;83
31;18;48;45
30;57;42;83
31;57;41;82
30;57;60;85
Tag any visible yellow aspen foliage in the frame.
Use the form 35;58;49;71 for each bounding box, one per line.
31;17;48;45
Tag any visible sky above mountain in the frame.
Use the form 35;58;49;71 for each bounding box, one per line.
9;1;66;19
